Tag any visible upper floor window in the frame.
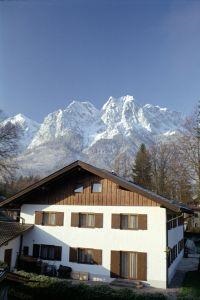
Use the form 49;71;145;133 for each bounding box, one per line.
43;212;56;226
121;214;138;230
92;182;102;193
112;213;147;230
74;184;84;193
35;211;64;226
80;213;95;228
71;212;103;228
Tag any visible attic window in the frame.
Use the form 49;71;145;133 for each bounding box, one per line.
92;182;102;193
74;184;84;193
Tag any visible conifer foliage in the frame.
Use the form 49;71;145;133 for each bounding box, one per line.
132;143;152;189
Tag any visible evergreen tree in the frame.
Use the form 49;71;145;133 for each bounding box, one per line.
132;143;152;189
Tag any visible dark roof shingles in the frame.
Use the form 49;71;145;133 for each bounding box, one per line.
0;222;33;246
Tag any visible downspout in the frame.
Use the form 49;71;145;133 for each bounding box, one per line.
16;235;23;269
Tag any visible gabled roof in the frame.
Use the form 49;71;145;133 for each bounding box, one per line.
0;222;33;247
0;160;193;214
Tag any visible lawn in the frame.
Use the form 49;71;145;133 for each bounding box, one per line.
6;271;167;300
179;271;200;299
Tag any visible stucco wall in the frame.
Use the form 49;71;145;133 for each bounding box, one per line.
168;224;184;283
21;204;167;288
0;236;20;270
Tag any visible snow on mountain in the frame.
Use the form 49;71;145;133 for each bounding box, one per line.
1;114;40;151
2;96;184;177
28;101;105;150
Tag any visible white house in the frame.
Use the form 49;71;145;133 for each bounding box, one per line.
0;211;33;270
0;160;192;288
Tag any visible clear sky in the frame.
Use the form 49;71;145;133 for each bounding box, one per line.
0;0;200;122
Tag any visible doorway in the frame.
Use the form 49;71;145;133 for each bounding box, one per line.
120;251;137;279
4;249;12;270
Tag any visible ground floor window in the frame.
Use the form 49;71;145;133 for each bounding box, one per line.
120;251;137;279
69;247;102;265
33;244;62;261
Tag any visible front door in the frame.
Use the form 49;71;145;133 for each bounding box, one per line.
4;249;12;270
120;252;137;279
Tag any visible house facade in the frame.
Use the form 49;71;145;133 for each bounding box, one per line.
0;161;192;288
0;212;33;270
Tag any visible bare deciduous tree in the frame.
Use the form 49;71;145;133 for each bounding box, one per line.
150;141;192;202
178;109;200;203
0;119;20;180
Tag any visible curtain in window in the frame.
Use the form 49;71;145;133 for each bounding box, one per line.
41;245;48;259
87;214;95;227
78;249;93;263
121;215;128;229
121;252;129;278
121;252;137;279
49;213;56;225
129;215;138;229
48;246;55;260
43;213;49;225
80;214;87;227
129;252;137;279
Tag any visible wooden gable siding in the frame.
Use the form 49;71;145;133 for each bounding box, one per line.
22;173;159;207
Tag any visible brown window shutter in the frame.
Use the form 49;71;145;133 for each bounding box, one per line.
93;249;102;265
95;213;103;228
137;252;147;281
71;213;80;227
110;250;120;278
35;211;43;225
69;247;78;262
138;214;147;230
54;246;62;261
111;214;121;229
56;212;64;226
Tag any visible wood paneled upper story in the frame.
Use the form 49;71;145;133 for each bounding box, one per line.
0;160;191;213
23;172;159;207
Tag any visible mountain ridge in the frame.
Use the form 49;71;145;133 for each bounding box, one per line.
0;95;184;177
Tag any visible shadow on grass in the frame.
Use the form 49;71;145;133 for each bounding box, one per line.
179;271;200;299
7;271;167;300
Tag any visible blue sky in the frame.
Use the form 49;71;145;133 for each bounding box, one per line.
0;0;200;122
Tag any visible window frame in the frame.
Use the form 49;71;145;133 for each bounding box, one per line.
42;212;57;226
92;182;102;193
78;248;95;264
33;244;62;261
79;213;95;228
120;214;138;230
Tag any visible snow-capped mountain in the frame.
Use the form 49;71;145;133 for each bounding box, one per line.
0;95;184;177
1;114;40;151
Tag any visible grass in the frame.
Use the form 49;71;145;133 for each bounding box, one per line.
179;271;200;299
7;271;167;300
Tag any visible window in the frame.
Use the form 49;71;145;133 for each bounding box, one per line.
78;248;94;264
121;214;138;230
35;211;64;226
120;252;137;279
74;184;84;193
33;244;62;261
69;247;102;265
80;213;95;228
92;182;102;193
43;212;56;226
71;212;103;228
